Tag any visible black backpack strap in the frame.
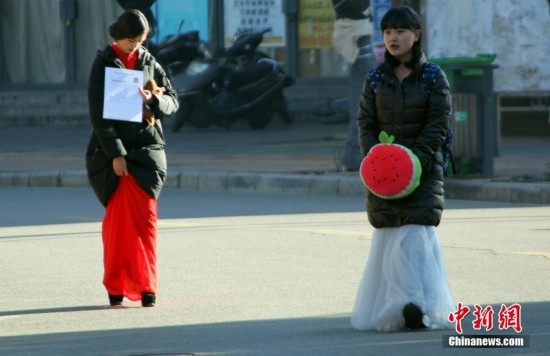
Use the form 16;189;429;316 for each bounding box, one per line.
420;62;439;96
422;62;456;176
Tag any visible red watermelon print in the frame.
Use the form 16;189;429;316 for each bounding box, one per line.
360;131;422;199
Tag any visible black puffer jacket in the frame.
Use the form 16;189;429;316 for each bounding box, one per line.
356;54;451;228
86;45;179;206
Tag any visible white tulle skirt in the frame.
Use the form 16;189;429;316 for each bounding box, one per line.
351;225;455;332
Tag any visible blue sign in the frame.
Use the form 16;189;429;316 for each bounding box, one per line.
152;0;209;43
371;0;392;44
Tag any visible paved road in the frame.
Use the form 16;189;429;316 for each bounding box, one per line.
1;188;548;355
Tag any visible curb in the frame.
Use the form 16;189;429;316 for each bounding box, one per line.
444;178;550;205
1;170;549;205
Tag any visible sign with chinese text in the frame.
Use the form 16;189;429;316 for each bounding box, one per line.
224;0;285;47
298;0;335;49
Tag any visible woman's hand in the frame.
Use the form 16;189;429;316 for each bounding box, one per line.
113;156;128;177
138;87;155;104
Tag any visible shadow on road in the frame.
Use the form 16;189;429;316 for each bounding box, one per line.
1;301;547;355
0;305;111;317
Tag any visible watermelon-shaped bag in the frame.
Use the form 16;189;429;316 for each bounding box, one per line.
360;131;422;199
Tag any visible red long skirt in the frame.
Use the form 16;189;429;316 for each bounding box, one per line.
102;175;158;301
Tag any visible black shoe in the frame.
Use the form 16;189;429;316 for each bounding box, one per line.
403;303;426;330
141;292;156;307
108;294;123;306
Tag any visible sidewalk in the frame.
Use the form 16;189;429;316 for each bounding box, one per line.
0;119;549;204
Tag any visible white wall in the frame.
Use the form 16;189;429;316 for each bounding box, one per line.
426;0;550;92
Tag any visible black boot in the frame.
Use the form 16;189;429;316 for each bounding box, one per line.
403;303;426;330
108;294;123;306
141;292;156;307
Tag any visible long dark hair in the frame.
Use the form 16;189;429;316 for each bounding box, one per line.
380;6;423;68
109;9;150;40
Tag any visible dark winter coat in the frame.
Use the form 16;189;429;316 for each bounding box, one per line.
85;45;179;206
356;54;452;228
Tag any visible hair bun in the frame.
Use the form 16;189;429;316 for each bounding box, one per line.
109;9;149;40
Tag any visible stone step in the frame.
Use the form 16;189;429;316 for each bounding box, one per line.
0;90;89;125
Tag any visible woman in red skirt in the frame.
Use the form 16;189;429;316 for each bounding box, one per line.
85;10;178;307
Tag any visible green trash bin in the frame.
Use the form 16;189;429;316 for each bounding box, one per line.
431;53;496;89
429;54;498;178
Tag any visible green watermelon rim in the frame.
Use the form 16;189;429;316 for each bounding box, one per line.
359;143;422;200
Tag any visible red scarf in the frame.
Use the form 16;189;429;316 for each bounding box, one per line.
111;42;138;70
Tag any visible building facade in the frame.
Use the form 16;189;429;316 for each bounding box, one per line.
1;0;549;135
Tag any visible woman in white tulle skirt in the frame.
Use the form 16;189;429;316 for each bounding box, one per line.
352;6;455;331
351;225;455;331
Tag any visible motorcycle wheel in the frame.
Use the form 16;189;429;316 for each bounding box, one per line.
273;90;293;125
171;98;191;132
244;104;274;130
188;96;212;128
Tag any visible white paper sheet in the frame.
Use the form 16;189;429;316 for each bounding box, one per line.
102;67;143;122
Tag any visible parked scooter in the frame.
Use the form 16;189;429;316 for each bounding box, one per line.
170;28;294;131
155;20;205;78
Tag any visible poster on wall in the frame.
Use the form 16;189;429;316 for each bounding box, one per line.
224;0;285;47
298;0;335;49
